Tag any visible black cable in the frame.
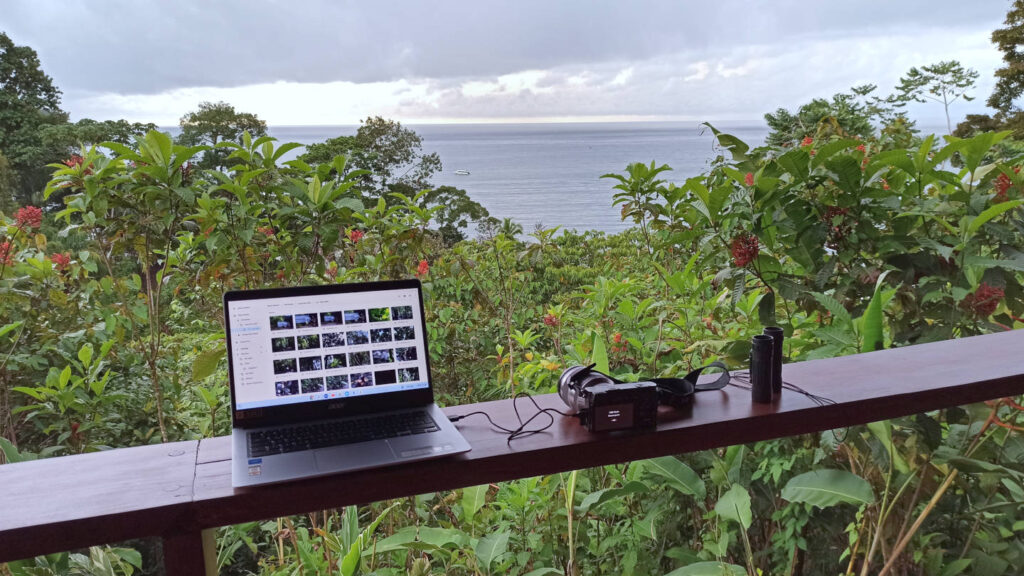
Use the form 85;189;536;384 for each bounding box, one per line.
729;370;848;443
449;392;579;444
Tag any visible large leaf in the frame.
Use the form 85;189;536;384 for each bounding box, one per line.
192;343;226;382
474;531;510;573
966;199;1023;236
592;330;609;374
665;561;747;576
714;484;752;530
577;480;650;514
860;270;891;353
462;484;488;523
782;470;875;508
645;457;706;499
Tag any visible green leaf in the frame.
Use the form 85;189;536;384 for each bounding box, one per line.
645;456;706;499
966;199;1023;236
782;469;875;508
860;270;892;353
812;292;853;326
664;561;747;576
941;558;972;576
474;531;510;573
462;484;488;523
0;321;23;340
192;344;226;382
77;343;94;368
758;290;776;327
577;480;650;514
592;330;609;374
714;484;752;530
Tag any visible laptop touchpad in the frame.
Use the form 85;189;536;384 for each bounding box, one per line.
314;442;397;472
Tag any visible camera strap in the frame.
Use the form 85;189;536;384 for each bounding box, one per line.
603;361;730;409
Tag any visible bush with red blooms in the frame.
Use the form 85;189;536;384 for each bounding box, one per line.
348;229;364;243
415;259;429;278
961;283;1004;317
730;233;759;267
50;252;71;271
15;206;43;230
543;314;559;327
257;226;274;237
0;241;13;267
994;173;1012;203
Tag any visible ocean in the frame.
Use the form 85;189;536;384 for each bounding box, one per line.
269;122;770;234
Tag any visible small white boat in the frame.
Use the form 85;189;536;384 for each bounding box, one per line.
454;169;470;175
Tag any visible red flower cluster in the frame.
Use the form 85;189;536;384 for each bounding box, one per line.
801;136;814;147
415;259;429;278
730;233;759;268
880;178;890;191
994;173;1013;203
51;252;71;272
613;332;622;344
744;172;754;187
15;206;43;230
63;155;84;168
855;144;867;153
961;282;1004;317
275;270;286;281
822;206;851;250
257;226;275;237
348;229;364;243
543;314;560;327
0;241;13;267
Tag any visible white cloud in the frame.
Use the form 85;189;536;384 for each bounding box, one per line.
611;67;634;86
684;62;710;82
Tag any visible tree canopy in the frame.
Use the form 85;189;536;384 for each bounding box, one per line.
0;32;68;205
764;85;896;147
894;60;978;134
989;0;1024;114
177;101;267;168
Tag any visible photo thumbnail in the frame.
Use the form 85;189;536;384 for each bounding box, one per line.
391;306;413;321
273;358;297;375
393;326;415;341
370;328;392;343
320;311;343;326
322;332;346;348
348;351;370;367
347;330;369;345
398;367;420;383
344;309;367;324
275;380;298;396
369;307;391;322
326;375;349;390
294;313;319;329
269;315;293;331
350;372;373;388
301;377;324;393
298;334;321;350
324;353;346;369
372;349;394;364
374;369;397;385
395;346;417;362
299;356;323;372
271;336;295;353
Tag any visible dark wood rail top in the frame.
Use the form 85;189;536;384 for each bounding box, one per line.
3;329;1024;563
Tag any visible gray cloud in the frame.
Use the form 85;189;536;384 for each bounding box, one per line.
4;0;1004;94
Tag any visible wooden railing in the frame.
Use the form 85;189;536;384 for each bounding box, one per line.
2;330;1024;574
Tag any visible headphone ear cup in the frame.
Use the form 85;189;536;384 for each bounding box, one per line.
558;366;617;411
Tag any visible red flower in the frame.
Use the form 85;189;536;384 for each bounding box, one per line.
348;229;364;243
880;178;890;191
744;172;754;187
994;173;1013;203
801;136;814;147
961;282;1004;317
257;226;275;237
730;233;759;268
856;144;866;153
275;270;286;281
0;241;13;267
51;252;71;271
64;155;84;168
415;259;429;278
15;206;43;230
203;226;215;237
613;332;622;344
822;206;851;250
543;314;560;327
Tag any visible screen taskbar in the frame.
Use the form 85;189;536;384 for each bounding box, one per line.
236;381;429;410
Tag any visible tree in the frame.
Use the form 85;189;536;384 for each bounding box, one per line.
764;85;896;147
0;32;68;205
177;101;267;168
895;60;979;134
40;118;157;155
989;0;1024;113
391;183;490;245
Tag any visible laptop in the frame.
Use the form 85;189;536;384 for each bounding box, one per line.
225;279;471;487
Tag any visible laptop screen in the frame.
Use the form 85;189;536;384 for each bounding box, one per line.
226;285;429;411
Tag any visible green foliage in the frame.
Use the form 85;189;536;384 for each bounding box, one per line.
177;101;268;168
895;60;979;134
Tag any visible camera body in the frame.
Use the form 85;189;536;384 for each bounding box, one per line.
580;380;659;432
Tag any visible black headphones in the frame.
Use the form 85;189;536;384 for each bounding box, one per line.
558;362;731;410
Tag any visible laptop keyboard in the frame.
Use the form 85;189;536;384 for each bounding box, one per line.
248;411;440;457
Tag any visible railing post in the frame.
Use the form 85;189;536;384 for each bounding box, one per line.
162;529;217;576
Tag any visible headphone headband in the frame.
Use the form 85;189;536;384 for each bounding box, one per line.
558;362;730;411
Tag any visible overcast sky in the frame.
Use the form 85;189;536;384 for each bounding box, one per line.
2;0;1011;126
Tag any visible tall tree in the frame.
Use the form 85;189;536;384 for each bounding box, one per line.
40;118;157;155
894;60;979;134
764;85;895;147
989;0;1024;114
177;101;267;168
0;32;68;205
